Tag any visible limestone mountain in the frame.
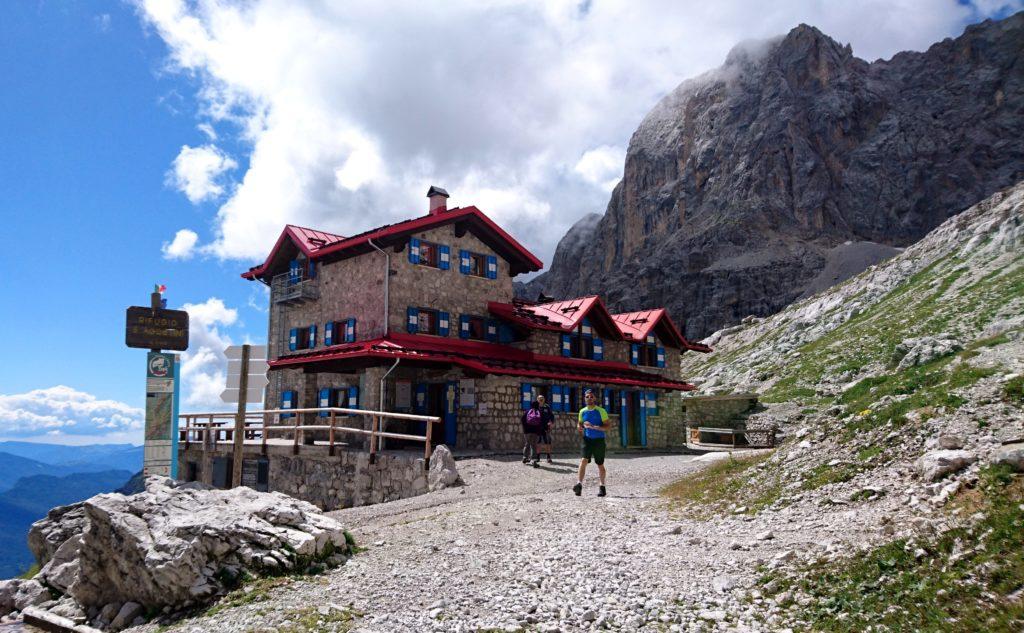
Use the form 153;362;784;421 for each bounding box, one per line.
522;13;1024;339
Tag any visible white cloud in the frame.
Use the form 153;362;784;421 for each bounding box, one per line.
132;0;1009;267
167;144;238;203
179;298;240;409
162;228;200;259
95;14;112;33
0;386;143;440
574;145;626;192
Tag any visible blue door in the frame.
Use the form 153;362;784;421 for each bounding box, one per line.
443;381;459;447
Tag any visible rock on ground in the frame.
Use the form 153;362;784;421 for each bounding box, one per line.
995;442;1024;472
28;502;87;567
918;450;977;482
67;477;350;610
427;445;461;491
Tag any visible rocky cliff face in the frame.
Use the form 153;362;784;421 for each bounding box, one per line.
522;13;1024;338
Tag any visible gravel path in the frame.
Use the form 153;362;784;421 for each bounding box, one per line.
146;451;881;632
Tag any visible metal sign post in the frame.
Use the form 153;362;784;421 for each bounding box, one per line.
128;290;188;479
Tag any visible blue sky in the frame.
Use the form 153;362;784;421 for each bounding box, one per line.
0;0;1018;445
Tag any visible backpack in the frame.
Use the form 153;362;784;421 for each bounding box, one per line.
525;408;543;428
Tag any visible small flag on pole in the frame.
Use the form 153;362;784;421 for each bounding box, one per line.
154;284;167;294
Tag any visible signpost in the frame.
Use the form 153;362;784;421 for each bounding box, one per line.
127;291;189;478
222;344;268;488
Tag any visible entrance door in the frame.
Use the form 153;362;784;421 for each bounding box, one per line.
627;391;646;447
443;381;459;446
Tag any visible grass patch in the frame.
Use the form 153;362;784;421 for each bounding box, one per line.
836;357;998;439
205;576;294;617
856;446;883;461
275;605;362;632
1003;375;1024;405
761;465;1024;632
661;452;781;517
801;463;862;491
18;563;39;579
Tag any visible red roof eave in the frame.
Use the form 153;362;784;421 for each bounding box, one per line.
269;333;696;391
243;206;543;281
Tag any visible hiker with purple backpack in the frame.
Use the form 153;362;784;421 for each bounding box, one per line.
521;400;544;467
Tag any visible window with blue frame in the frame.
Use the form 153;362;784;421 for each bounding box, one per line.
408;238;451;270
325;318;356;345
459;314;498;342
630;334;665;368
287;325;317;351
406;307;450;336
560;319;604;361
316;385;360;417
458;250;497;279
280;390;297;418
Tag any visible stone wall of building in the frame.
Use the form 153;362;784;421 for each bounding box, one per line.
387;224;514;335
179;444;427;511
681;394;760;427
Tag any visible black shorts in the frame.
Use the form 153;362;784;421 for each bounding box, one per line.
539;432;551;444
581;437;606;465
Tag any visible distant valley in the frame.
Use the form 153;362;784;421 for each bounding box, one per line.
0;443;140;578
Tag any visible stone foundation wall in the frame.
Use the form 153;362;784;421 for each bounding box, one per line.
681;394;760;427
179;444;427;511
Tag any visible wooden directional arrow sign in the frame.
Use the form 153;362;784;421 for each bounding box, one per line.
220;388;265;404
227;359;269;376
225;345;267;360
227;372;269;389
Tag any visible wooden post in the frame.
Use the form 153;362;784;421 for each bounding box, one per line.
369;415;379;464
424;417;434;470
201;414;214;485
261;412;269;456
329;411;336;456
230;344;250;488
293;414;300;455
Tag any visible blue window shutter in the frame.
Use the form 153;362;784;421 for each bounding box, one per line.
407;307;419;333
408;238;420;264
288;328;298;351
308;324;317;349
324;322;334;346
486;255;498;279
657;347;666;368
438;311;450;337
282;390;295;419
581;318;592;337
346;318;356;343
438;245;451;270
593;338;603;361
318;388;331;417
459;314;470;339
520;383;532;410
485;319;498;342
551;385;563;413
307;260;316;279
602;388;611;410
561;334;572;357
630;343;639;365
648;391;658;416
289;260;300;284
459;249;471;274
348;386;359;409
414;383;428;414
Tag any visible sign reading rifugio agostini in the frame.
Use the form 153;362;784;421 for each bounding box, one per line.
125;306;189;350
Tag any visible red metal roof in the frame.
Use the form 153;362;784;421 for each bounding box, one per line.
270;332;696;391
487;296;620;338
243;206;543;280
611;309;712;353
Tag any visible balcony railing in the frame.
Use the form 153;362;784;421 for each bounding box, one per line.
271;271;319;305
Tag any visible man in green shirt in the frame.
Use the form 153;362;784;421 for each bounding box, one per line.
573;389;610;497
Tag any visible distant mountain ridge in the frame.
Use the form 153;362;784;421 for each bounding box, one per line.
0;469;132;579
0;442;142;480
521;12;1024;339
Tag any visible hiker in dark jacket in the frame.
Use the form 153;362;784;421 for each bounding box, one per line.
536;394;555;464
521;400;544;467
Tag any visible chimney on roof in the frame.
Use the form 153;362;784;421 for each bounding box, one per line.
427;185;449;215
